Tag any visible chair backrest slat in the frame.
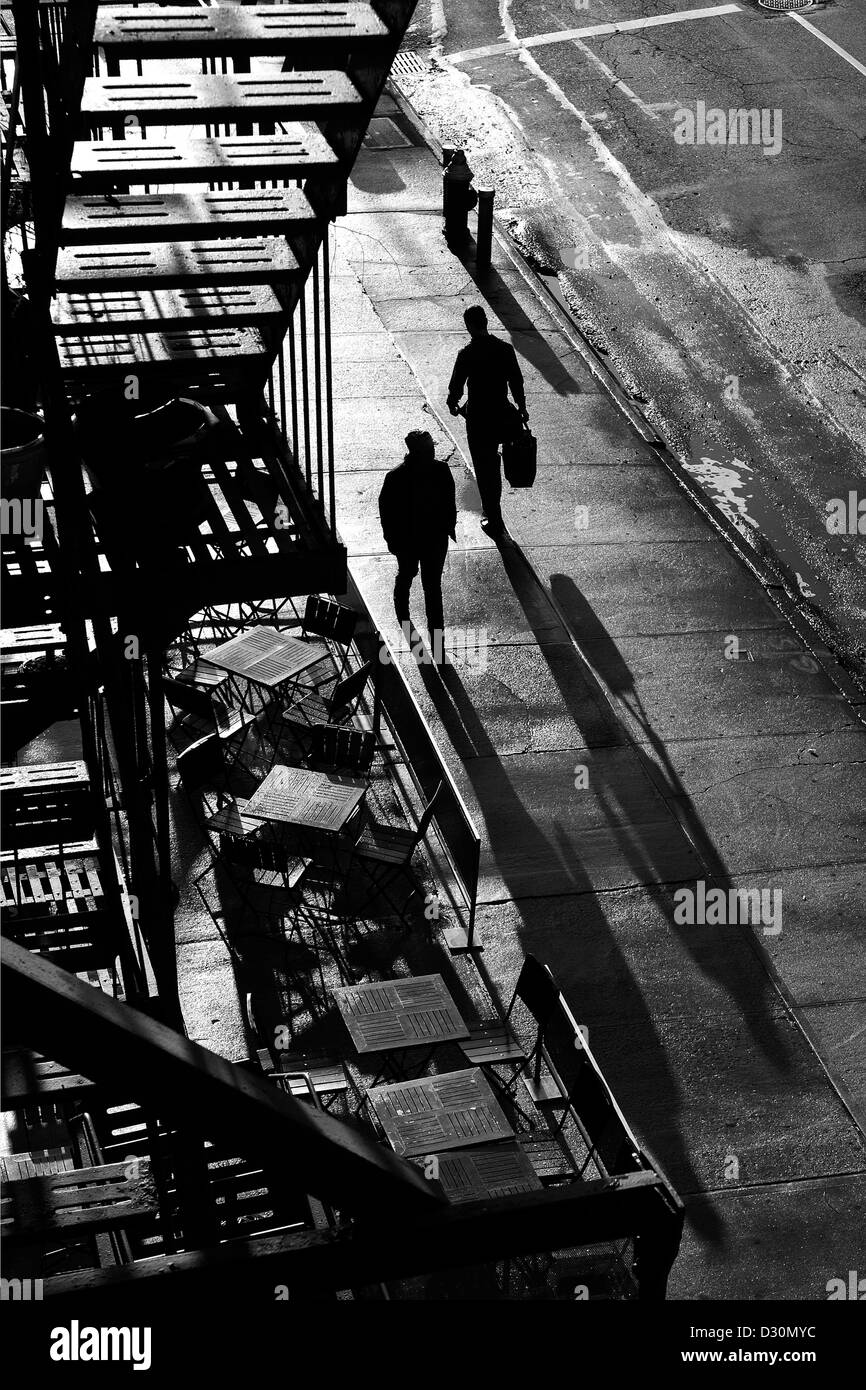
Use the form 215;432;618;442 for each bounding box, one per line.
163;676;214;723
327;660;373;716
302;596;357;647
176;733;224;795
309;724;375;776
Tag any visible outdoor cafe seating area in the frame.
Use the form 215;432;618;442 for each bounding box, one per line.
156;591;655;1299
0;590;666;1301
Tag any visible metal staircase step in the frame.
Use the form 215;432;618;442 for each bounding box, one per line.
81;71;362;127
57;326;269;389
94;4;389;59
62;186;317;244
55;237;298;289
52;284;284;335
71;127;338;189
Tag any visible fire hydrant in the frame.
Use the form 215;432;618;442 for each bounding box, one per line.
442;150;477;246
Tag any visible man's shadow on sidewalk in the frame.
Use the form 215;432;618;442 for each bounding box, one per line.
501;547;791;1070
418;542;795;1240
417;654;723;1241
546;566;793;1066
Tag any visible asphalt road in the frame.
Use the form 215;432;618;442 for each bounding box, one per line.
398;0;866;666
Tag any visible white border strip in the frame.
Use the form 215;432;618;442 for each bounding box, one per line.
788;12;866;80
448;4;742;65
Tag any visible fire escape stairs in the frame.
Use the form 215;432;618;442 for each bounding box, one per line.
3;3;416;639
55;2;399;392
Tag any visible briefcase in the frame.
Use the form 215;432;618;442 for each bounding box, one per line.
502;424;537;488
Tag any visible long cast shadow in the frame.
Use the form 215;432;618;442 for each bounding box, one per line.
546;569;792;1067
415;654;722;1237
494;543;790;1067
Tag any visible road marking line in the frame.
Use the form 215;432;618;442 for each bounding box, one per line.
448;4;742;65
788;12;866;79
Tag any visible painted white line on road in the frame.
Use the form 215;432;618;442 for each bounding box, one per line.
448;4;742;65
788;12;866;80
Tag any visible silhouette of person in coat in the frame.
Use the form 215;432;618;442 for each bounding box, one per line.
379;430;457;664
447;305;528;539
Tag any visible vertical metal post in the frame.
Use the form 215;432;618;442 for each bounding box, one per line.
299;284;312;491
323;224;336;537
312;245;325;509
476;187;495;276
288;307;299;465
277;336;287;448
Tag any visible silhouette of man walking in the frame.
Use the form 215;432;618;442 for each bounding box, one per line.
447;305;528;540
379;429;456;664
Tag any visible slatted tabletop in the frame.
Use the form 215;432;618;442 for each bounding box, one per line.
333;974;469;1056
0;761;87;791
0;1159;157;1238
418;1142;543;1204
368;1068;514;1158
244;764;366;834
205;626;329;688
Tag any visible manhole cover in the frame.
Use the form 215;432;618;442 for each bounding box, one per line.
757;0;819;11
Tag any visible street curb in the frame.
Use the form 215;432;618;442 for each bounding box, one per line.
386;78;866;715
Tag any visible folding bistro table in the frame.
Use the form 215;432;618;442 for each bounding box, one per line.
413;1143;542;1203
243;764;367;837
243;764;369;948
367;1067;514;1158
333;974;469;1081
204;626;331;720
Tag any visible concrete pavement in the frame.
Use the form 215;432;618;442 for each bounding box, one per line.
327;91;866;1299
395;0;866;677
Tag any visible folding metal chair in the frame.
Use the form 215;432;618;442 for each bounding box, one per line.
244;992;350;1114
194;861;325;1025
165;621;227;694
459;954;559;1100
163;676;257;766
175;733;262;848
305;725;376;778
548;1019;642;1179
272;660;374;763
348;782;443;926
290;595;358;689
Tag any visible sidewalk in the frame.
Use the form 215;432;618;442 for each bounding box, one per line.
326;92;866;1300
